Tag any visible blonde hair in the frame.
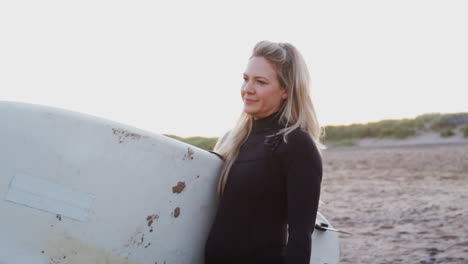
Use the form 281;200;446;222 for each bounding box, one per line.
214;40;323;198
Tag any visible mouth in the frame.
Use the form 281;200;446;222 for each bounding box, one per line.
244;98;257;104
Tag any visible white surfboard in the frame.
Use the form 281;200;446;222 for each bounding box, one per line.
0;101;339;264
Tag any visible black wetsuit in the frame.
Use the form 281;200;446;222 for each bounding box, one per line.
204;113;322;264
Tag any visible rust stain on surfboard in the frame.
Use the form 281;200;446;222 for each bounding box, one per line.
172;182;186;194
172;207;180;218
146;214;159;232
43;234;136;264
112;128;142;144
183;147;194;160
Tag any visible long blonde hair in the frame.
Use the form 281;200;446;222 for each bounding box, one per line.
214;40;323;198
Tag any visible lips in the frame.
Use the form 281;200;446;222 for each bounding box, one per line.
244;98;257;104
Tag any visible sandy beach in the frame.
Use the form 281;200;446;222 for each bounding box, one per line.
319;141;468;264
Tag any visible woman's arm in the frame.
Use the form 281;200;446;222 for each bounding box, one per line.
284;130;323;264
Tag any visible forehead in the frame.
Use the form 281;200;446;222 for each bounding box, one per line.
244;56;277;79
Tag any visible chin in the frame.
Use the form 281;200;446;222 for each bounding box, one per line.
243;106;258;116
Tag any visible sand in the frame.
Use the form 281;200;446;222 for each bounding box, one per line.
319;142;468;264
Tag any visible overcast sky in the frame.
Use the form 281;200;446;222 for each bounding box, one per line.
1;0;467;137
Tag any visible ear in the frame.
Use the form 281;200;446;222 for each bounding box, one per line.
281;91;288;100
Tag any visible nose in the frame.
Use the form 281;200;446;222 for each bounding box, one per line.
242;80;255;94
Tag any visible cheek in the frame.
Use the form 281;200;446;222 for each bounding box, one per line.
270;91;285;107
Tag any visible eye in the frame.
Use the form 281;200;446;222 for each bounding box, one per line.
243;76;248;82
257;80;266;85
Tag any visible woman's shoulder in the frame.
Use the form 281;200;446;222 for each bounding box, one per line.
276;127;322;170
282;127;318;152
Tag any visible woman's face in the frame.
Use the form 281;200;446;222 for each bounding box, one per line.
241;56;287;120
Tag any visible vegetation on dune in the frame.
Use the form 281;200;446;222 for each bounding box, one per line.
460;124;468;138
164;134;218;151
166;112;468;150
323;112;468;143
324;118;420;141
440;129;455;138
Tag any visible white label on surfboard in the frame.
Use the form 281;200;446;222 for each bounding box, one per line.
5;173;95;222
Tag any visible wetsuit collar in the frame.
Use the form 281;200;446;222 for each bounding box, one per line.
251;112;282;134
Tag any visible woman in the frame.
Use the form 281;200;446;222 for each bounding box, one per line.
205;40;323;264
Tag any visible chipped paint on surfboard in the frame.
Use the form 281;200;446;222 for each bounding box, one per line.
0;101;339;264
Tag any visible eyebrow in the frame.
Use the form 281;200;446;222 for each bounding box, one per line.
243;73;269;81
